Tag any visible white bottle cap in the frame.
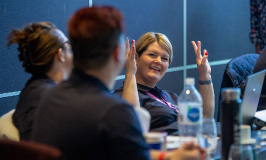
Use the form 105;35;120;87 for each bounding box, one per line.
185;77;195;85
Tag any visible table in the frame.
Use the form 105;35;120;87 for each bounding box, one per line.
168;122;266;160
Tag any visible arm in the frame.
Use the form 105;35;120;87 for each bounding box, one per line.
122;39;140;108
192;41;215;118
150;142;206;160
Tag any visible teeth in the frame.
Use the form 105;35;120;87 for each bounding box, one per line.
150;67;160;71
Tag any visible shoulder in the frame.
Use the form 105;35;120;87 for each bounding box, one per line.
19;78;55;100
164;90;178;97
161;89;179;102
159;87;178;98
106;93;135;113
29;76;56;88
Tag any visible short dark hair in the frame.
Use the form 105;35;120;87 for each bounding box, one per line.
68;6;124;71
7;22;66;74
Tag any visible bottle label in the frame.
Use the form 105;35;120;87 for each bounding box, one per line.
179;102;202;124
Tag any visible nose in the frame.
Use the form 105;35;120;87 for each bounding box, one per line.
154;57;161;64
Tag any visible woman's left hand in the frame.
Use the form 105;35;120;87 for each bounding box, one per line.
191;41;211;81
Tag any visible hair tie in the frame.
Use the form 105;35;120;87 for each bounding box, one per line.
25;44;34;66
17;44;34;68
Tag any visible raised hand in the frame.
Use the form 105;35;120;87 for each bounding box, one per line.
191;41;211;81
125;38;137;77
192;41;214;118
122;38;140;108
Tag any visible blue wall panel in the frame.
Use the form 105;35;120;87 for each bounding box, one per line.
0;0;88;116
0;0;256;120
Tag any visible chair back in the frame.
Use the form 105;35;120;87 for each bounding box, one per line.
223;54;259;88
0;109;19;141
217;54;259;121
0;139;65;160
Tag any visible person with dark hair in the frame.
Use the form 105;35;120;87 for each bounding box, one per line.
115;32;214;134
32;6;206;160
7;22;73;140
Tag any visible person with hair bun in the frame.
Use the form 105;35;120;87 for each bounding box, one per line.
7;22;73;140
115;32;215;134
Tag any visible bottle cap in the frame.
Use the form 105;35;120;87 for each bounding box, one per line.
221;88;241;101
185;77;195;85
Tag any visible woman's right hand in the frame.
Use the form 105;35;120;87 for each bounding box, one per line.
124;38;137;77
191;41;211;81
170;142;206;160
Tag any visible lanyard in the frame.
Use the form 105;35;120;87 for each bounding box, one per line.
145;91;179;113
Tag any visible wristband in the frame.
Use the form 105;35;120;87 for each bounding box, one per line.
199;78;212;85
159;152;166;160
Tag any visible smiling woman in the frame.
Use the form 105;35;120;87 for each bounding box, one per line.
114;32;215;134
135;41;170;88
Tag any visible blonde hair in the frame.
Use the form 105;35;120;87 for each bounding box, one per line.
135;32;173;64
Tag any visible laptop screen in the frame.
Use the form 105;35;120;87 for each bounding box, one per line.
242;70;266;125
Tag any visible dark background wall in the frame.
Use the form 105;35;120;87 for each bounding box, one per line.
0;0;255;120
0;0;88;115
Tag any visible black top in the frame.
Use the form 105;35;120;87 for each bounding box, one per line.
115;83;179;134
13;74;56;140
31;69;150;160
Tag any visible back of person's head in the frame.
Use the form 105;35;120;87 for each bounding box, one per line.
136;32;173;64
68;6;124;71
7;22;67;74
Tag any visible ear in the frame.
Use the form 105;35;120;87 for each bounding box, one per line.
113;45;124;62
135;52;139;65
56;48;65;62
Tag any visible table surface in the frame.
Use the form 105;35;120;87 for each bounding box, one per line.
168;122;264;160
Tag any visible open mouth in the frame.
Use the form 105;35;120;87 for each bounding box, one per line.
149;67;160;72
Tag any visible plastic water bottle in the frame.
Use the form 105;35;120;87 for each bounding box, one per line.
178;77;203;143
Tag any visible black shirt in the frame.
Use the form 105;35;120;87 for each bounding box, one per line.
32;69;150;160
13;74;56;140
115;83;179;134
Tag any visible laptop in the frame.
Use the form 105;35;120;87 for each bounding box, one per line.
242;69;266;125
255;110;266;123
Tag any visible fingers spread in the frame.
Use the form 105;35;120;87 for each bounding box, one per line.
197;41;201;52
191;41;197;53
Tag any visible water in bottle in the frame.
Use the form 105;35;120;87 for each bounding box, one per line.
178;77;203;143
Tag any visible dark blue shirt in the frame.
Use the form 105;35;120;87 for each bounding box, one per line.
13;74;56;140
32;69;150;160
115;83;179;134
